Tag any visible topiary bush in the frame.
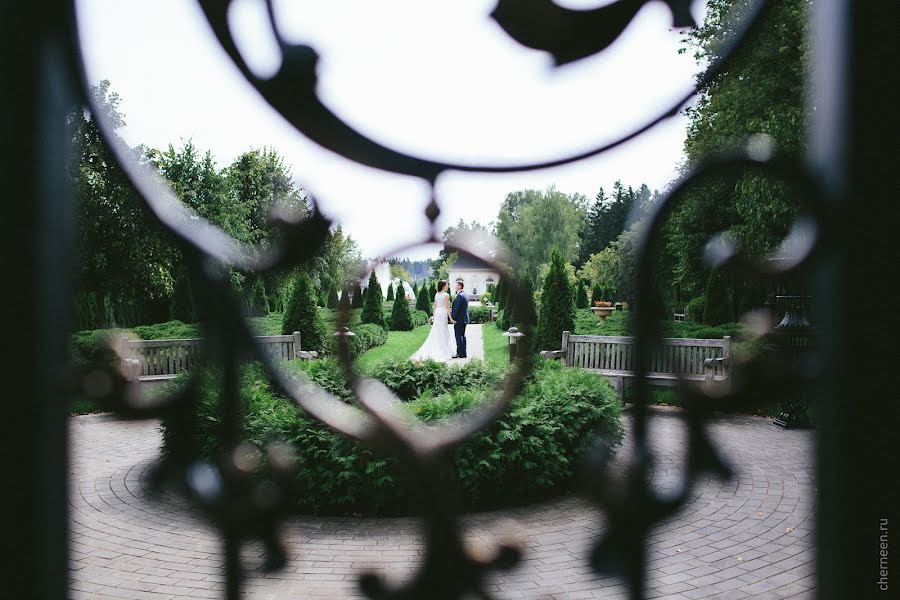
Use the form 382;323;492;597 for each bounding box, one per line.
330;322;388;358
162;358;623;514
468;305;491;324
338;287;351;311
282;272;327;352
536;249;576;351
415;283;431;313
361;272;386;328
411;310;429;328
327;284;339;309
389;283;414;331
247;278;270;317
575;281;589;309
386;282;395;302
591;284;603;304
702;269;733;326
686;295;706;322
351;283;364;309
508;274;538;334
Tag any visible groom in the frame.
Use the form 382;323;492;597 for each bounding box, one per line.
450;280;469;358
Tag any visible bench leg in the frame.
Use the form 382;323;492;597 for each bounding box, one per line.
607;376;625;403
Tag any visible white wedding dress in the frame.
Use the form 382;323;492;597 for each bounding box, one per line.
411;291;456;361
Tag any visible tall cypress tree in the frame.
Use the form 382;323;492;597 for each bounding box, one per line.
412;281;419;297
509;274;537;332
247;277;269;317
386;281;395;301
575;280;589;309
535;248;576;351
282;272;326;352
351;282;364;308
416;282;430;312
389;281;414;330
361;272;386;328
429;281;437;301
327;283;339;309
494;279;503;309
338;286;351;311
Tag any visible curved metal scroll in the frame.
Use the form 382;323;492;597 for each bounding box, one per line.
63;1;818;599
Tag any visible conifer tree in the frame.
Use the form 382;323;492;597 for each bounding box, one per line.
247;277;269;317
509;274;538;332
389;281;414;330
535;248;576;351
494;279;504;310
575;280;589;309
361;272;386;328
338;286;351;311
282;272;326;352
429;281;437;301
351;282;364;308
591;283;603;304
386;281;395;301
327;283;339;309
416;282;430;312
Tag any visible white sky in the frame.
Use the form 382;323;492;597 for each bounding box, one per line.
76;0;706;260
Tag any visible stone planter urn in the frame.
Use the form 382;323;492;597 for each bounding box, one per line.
591;306;614;321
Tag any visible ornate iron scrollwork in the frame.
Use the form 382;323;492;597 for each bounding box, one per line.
64;1;826;598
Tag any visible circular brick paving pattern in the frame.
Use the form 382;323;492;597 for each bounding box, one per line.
69;407;815;599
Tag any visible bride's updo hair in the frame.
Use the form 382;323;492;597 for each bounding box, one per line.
437;280;448;292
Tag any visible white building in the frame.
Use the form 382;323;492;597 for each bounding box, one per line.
446;253;500;299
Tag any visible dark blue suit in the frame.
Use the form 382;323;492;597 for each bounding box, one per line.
451;291;469;357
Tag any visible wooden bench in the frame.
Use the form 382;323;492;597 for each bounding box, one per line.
119;331;316;389
540;331;731;401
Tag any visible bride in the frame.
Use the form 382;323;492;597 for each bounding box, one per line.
411;280;456;361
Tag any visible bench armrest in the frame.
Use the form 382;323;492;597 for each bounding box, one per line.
539;350;566;360
703;357;730;372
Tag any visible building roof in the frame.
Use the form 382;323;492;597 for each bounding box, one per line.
449;252;495;270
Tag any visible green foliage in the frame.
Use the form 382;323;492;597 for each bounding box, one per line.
386;282;395;302
353;326;431;371
132;320;199;340
467;305;492;324
330;323;388;358
481;321;512;368
575;281;589;309
508;274;538;336
351;282;364;309
494;279;504;309
163;360;623;514
415;282;431;313
282;272;327;352
338;287;351;311
702;269;733;325
686;295;707;322
591;284;603;303
535;249;576;351
495;187;587;283
326;284;339;309
247;278;270;317
410;310;430;328
429;281;437;302
389;283;414;331
361;272;386;328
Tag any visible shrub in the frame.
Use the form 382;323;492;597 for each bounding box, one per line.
575;281;589;309
494;280;504;310
415;283;431;313
282;272;327;352
163;359;623;514
591;284;602;304
132;320;199;340
386;282;395;302
361;272;386;328
468;305;491;324
330;323;388;358
686;295;706;322
411;310;429;328
327;284;339;309
351;283;364;309
389;283;414;331
480;291;492;304
536;250;575;351
508;274;538;333
703;269;733;326
429;281;437;301
247;278;270;317
338;287;351;311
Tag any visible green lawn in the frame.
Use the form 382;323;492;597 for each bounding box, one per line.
482;322;513;369
355;325;431;372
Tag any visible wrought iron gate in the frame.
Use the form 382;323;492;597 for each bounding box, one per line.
1;0;897;598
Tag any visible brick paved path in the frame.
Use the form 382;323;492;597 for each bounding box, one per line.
69;407;815;599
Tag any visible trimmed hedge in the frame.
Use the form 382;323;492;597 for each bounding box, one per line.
467;305;491;324
686;295;706;322
161;359;623;515
330;322;388;358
